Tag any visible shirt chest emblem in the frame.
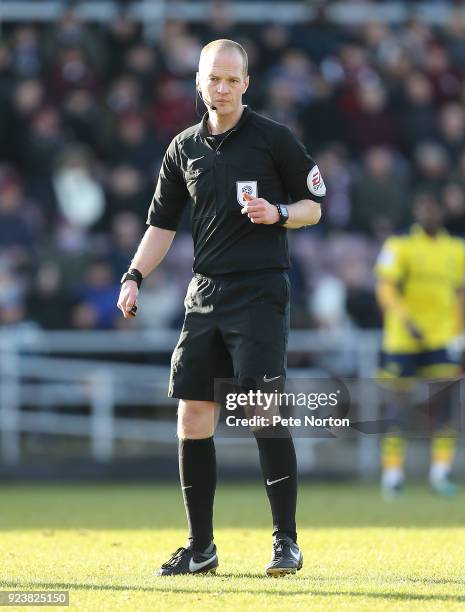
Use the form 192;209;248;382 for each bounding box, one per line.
236;181;257;207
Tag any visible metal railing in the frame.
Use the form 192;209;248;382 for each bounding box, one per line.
0;326;381;476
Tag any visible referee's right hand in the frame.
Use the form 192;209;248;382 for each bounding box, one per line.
117;280;139;318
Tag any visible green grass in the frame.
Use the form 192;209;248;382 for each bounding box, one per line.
1;482;465;611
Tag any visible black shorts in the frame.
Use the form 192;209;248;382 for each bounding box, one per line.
169;270;290;402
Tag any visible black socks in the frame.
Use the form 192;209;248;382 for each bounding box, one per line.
178;428;298;549
253;425;298;543
178;436;216;552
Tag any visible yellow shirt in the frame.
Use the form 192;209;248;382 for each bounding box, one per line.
374;225;465;353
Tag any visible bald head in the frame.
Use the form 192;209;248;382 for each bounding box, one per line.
199;39;248;78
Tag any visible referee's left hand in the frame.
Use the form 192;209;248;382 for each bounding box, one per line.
241;193;279;225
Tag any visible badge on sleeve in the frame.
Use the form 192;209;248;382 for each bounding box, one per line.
236;181;257;207
307;165;326;197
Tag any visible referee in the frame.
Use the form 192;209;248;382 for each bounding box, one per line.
117;39;324;577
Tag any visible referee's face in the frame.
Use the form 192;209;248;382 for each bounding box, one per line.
197;49;249;117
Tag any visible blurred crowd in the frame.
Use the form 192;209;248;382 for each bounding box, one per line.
2;3;465;332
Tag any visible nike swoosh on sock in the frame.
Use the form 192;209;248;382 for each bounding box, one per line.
266;475;290;486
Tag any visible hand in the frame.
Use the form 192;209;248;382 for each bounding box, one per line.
405;320;423;342
117;280;139;318
241;192;279;225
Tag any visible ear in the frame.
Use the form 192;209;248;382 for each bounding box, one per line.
242;75;250;94
196;71;200;91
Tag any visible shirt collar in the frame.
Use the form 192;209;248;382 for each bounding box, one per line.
197;105;252;138
410;223;448;238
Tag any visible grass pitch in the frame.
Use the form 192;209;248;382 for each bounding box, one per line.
1;481;465;611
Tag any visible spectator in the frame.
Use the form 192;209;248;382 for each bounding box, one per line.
106;13;141;78
437;103;465;160
43;8;107;75
442;182;465;236
47;46;99;103
259;24;290;70
350;147;410;238
260;76;302;133
301;77;344;153
22;106;66;181
105;164;152;226
340;259;380;329
269;49;316;106
70;302;99;330
52;144;106;229
344;83;401;153
0;265;26;326
291;7;344;62
10;26;42;79
124;43;161;100
62;88;104;151
26;261;71;329
315;145;352;230
39;221;93;294
0;166;38;265
73;260;120;329
107;211;144;279
106;75;143;116
151;78;197;145
9;79;45;163
424;43;462;105
196;2;239;46
108;111;163;174
443;10;465;67
413;141;449;196
400;71;437;154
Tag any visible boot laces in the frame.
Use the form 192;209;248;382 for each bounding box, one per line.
160;547;188;569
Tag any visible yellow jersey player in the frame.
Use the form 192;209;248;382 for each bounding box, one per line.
375;191;465;497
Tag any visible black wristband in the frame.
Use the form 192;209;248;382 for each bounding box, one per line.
121;267;143;289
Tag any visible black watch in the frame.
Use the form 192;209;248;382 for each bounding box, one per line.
275;203;289;226
121;267;143;289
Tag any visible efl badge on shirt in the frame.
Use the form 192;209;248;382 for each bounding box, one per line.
236;181;257;207
307;165;326;197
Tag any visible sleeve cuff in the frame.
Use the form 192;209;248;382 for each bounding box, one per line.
146;212;179;231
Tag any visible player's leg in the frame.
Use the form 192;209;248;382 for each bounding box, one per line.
156;400;220;576
379;353;417;498
220;271;302;576
157;276;231;576
254;420;301;577
158;402;223;577
380;400;409;497
418;350;460;496
177;399;220;554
